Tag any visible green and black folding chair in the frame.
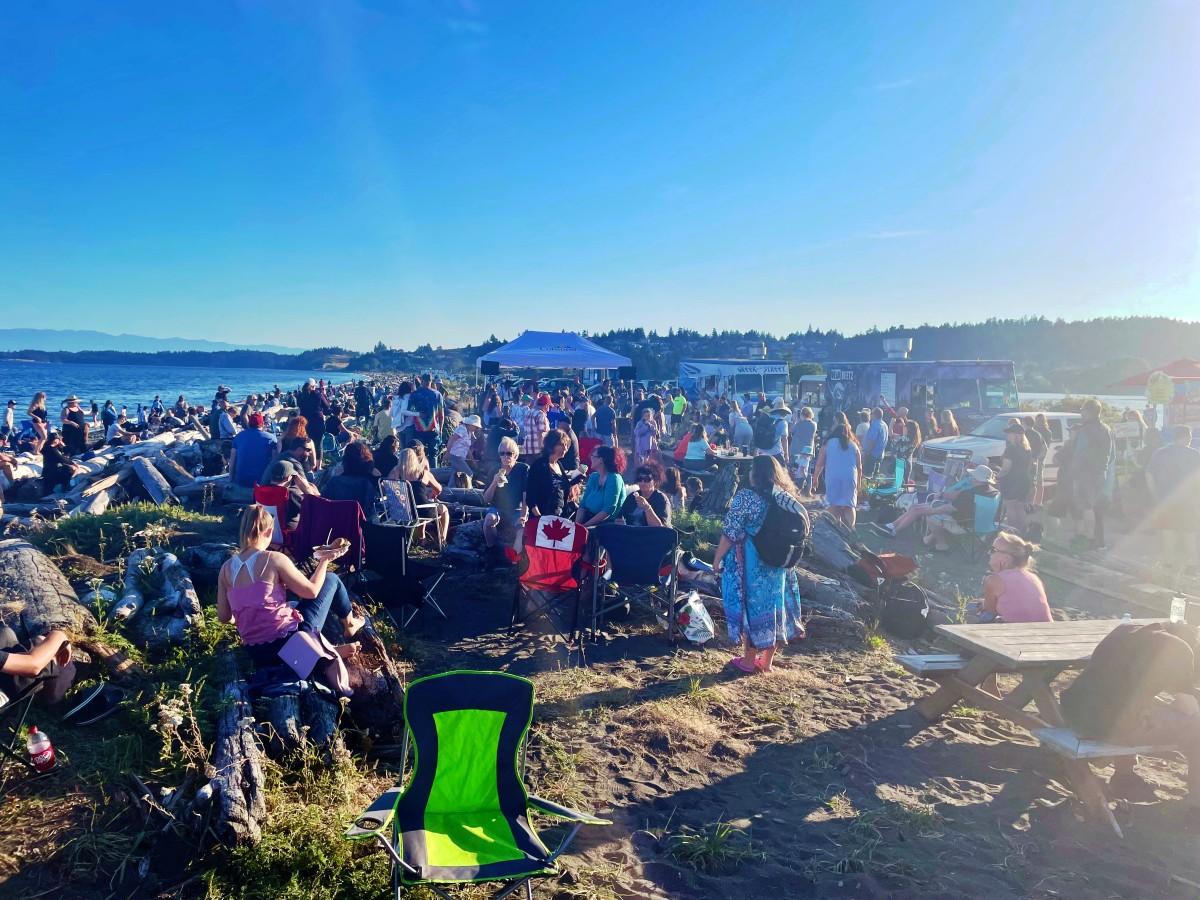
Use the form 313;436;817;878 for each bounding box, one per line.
346;670;610;898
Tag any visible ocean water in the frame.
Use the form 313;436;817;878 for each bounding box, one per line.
0;359;357;417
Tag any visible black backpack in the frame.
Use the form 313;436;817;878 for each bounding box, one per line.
753;413;777;450
753;493;811;568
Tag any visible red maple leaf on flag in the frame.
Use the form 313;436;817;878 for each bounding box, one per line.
541;518;572;543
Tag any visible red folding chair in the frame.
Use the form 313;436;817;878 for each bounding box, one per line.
253;484;293;551
511;516;589;664
578;437;602;467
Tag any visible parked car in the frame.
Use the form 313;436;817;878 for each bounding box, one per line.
915;412;1080;487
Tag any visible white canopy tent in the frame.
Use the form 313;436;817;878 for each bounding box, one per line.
475;330;631;373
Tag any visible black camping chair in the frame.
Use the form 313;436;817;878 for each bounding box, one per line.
361;523;447;629
586;524;681;642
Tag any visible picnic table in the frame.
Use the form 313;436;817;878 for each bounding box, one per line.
906;618;1166;837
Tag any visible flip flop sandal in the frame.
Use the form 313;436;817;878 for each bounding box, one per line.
728;658;758;675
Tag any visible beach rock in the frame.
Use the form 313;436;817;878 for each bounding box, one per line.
0;538;98;641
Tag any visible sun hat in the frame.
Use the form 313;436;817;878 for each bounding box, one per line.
771;398;792;416
971;465;995;484
62;394;80;403
463;415;482;427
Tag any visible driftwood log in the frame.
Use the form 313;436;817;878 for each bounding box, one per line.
257;686;343;758
132;457;177;505
793;566;865;618
698;464;739;518
212;660;267;846
0;538;97;640
344;627;407;741
808;511;861;573
152;456;196;488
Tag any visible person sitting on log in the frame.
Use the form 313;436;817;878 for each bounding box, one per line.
216;504;364;670
41;431;86;495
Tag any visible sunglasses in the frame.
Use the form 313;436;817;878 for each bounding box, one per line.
499;451;516;457
990;545;1011;554
637;475;654;482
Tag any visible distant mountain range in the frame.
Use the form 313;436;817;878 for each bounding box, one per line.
0;328;305;356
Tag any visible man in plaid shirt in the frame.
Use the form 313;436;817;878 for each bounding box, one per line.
521;394;551;462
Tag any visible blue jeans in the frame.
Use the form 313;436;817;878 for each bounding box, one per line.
297;572;352;635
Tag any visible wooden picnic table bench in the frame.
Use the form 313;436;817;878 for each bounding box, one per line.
908;618;1172;837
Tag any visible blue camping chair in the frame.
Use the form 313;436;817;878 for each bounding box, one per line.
868;458;911;503
961;493;1002;561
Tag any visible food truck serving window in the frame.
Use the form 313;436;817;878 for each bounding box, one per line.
935;378;980;409
733;373;763;394
762;373;787;395
981;378;1018;410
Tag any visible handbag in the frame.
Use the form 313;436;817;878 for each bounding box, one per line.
277;628;353;696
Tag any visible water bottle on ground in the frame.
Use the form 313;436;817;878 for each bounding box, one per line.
27;726;56;773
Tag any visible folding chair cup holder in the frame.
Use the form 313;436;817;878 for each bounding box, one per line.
346;670;609;899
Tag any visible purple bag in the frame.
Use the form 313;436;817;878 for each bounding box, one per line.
278;628;353;697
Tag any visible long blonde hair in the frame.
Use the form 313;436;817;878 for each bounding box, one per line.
399;448;425;482
238;503;275;551
992;531;1037;569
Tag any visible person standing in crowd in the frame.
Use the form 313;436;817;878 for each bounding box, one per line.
27;392;49;453
520;395;550;465
891;419;922;477
939;409;960;437
60;395;89;455
712;456;805;675
1146;425;1200;575
632;407;661;471
354;380;373;422
980;532;1052;622
371;396;394;444
790;406;818;494
1067;398;1113;550
1022;415;1048;506
861;407;888;478
298;379;330;465
592;395;617;449
408;374;445;463
229;413;276;489
447;415;482;483
389;381;415;447
854;409;871;445
997;421;1035;533
669;389;688;438
924;409;941;439
814;422;861;530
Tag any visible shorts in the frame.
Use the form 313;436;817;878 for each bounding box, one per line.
1072;476;1105;512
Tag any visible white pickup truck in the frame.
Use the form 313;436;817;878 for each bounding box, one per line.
914;412;1080;486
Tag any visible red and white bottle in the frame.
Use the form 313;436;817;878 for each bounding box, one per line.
27;726;56;773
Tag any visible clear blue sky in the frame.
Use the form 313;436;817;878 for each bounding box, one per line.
2;1;1197;352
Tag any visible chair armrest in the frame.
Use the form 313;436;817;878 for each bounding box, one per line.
345;786;402;841
527;794;611;826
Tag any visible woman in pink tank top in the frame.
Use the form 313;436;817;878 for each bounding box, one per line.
982;532;1052;623
217;505;365;658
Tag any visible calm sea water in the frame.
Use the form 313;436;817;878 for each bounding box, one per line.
0;359;357;416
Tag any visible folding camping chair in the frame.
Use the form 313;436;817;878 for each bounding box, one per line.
586;524;681;642
253;483;293;550
960;493;1002;562
381;479;443;552
292;494;366;576
346;670;610;899
361;522;447;629
867;457;911;503
511;516;588;662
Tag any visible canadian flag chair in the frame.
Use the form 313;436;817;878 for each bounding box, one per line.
510;516;588;664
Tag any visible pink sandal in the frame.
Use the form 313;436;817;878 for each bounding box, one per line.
729;657;758;675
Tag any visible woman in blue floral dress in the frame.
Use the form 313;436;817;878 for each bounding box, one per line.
713;456;806;673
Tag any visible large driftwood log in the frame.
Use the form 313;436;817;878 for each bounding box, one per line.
344;627;407;741
808;512;861;573
69;485;122;518
698;464;739;518
212;662;267;847
173;474;229;497
113;547;153;620
152;456;196;487
257;687;343;757
793;566;866;618
131;458;177;505
0;538;97;641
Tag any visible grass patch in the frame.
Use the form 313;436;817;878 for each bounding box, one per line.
32;501;229;560
659;817;762;874
673;509;722;561
803;790;942;882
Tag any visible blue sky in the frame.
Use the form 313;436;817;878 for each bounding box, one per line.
1;1;1197;352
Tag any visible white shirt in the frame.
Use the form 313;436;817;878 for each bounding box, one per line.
390;395;411;431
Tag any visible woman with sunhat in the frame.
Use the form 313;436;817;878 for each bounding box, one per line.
59;395;89;455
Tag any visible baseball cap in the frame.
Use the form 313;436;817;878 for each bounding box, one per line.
248;413;265;428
